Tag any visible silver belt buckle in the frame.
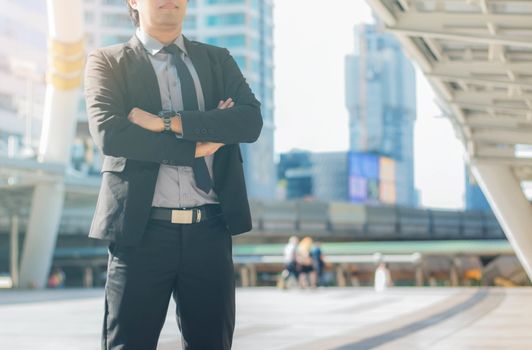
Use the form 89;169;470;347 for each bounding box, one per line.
171;209;193;224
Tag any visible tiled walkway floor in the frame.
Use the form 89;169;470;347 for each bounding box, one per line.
0;287;530;349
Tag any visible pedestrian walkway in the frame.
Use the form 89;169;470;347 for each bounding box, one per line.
0;287;530;349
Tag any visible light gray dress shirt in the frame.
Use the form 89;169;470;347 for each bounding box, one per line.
135;28;220;208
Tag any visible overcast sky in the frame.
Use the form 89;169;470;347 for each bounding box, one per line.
272;0;466;209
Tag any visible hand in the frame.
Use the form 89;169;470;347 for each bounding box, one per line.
127;107;164;132
217;98;234;109
195;142;224;158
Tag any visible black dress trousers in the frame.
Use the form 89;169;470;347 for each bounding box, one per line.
102;214;235;350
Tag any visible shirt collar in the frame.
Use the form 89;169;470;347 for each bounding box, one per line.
135;27;188;56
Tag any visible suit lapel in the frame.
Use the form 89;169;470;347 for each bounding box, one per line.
184;36;215;110
125;35;162;112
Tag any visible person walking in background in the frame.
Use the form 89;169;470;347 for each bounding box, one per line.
310;241;325;287
281;236;299;289
47;267;66;288
84;0;263;348
297;236;316;288
374;262;393;292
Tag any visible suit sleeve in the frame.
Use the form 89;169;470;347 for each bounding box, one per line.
178;48;263;144
84;49;196;166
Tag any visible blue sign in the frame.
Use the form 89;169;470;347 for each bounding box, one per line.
348;152;379;179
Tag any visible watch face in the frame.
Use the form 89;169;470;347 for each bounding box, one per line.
158;110;175;118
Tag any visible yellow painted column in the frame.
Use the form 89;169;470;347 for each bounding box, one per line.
19;0;84;289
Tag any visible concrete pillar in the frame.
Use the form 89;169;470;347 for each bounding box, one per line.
248;264;257;287
10;214;19;288
471;161;532;282
240;266;249;287
19;0;84;288
415;265;424;287
19;183;65;288
336;264;346;287
83;266;94;288
450;261;459;287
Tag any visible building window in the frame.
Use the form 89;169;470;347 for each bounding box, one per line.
207;13;245;26
205;35;246;47
250;16;259;30
183;15;196;30
102;13;134;28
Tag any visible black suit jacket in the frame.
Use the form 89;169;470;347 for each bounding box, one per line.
84;34;263;246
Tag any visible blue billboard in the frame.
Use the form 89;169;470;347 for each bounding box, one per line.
348;152;379;179
348;152;384;203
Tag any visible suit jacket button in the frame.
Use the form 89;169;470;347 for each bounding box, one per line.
201;128;207;134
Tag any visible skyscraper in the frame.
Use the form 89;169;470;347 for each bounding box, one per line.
185;0;276;200
345;24;417;207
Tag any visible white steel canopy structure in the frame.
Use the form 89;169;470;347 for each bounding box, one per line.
368;0;532;281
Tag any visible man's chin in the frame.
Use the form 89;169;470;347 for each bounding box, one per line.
155;15;183;27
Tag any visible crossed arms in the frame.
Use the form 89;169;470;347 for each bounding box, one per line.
127;99;235;158
84;47;263;167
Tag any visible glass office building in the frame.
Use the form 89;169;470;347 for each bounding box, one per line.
345;24;418;207
277;150;349;202
186;0;276;200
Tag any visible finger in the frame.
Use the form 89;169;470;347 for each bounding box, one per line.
228;101;235;108
221;99;231;109
217;100;224;108
218;101;229;110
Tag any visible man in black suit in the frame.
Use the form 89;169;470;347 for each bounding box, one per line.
84;0;262;348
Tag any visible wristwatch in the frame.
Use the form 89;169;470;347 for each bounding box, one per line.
157;110;179;133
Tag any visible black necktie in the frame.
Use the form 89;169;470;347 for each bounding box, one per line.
164;43;213;194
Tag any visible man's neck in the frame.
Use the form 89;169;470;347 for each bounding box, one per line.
140;24;182;45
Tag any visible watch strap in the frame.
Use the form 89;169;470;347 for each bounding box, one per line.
163;115;172;132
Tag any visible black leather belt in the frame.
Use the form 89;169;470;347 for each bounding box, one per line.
150;204;223;224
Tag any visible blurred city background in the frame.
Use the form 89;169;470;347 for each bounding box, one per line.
2;0;532;349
